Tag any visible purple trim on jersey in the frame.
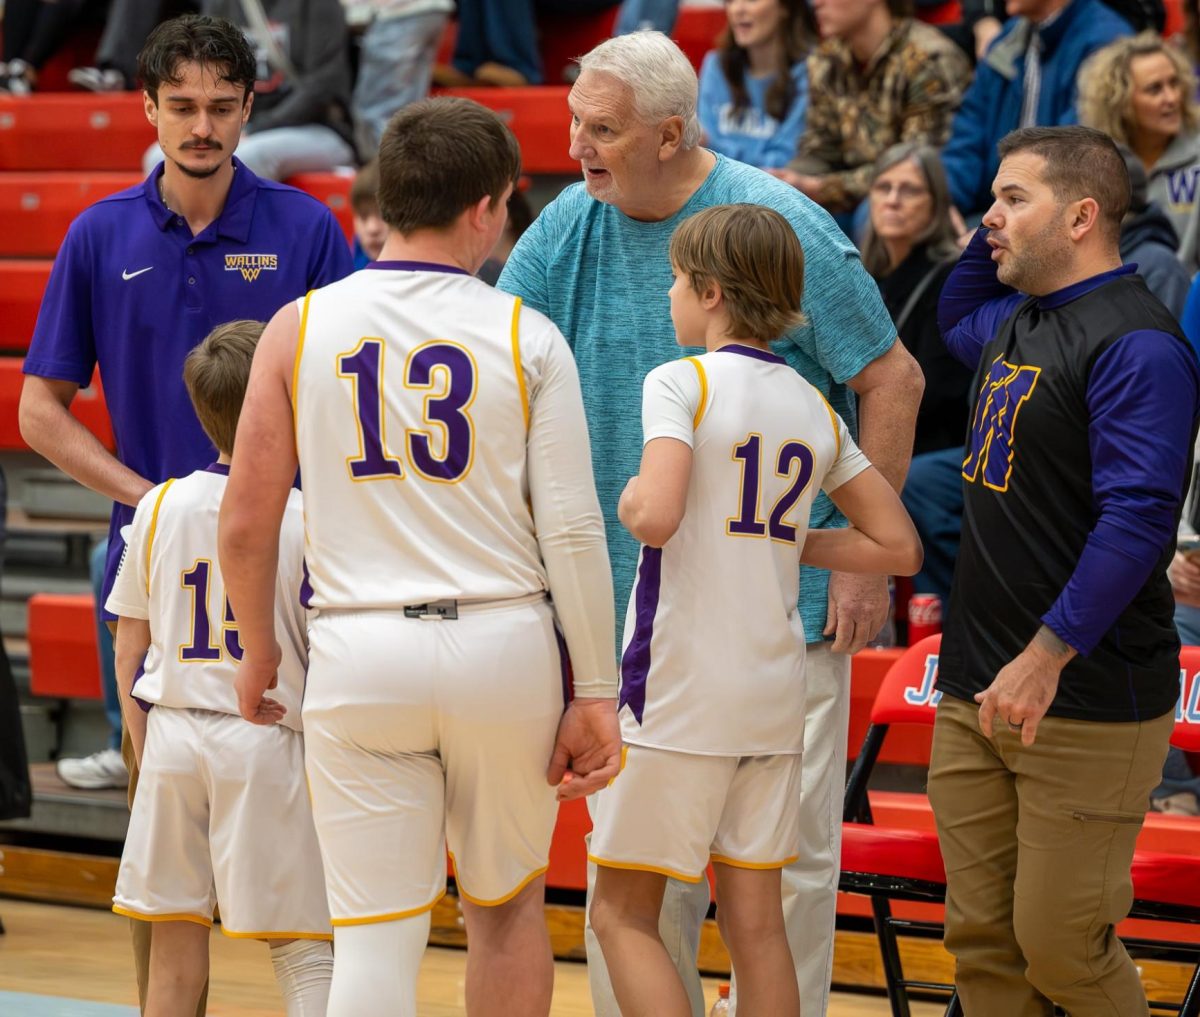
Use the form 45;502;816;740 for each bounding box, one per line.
365;260;471;276
619;547;663;724
554;627;574;705
300;559;314;609
204;462;230;476
132;659;152;713
716;344;787;366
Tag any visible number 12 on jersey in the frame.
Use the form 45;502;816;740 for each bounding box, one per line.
338;338;477;484
726;434;816;543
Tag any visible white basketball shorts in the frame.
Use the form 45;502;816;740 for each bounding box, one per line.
588;744;803;882
113;705;331;939
302;596;567;926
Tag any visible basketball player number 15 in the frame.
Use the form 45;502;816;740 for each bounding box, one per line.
338;338;476;484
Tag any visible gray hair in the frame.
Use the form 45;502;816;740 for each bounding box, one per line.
577;31;702;149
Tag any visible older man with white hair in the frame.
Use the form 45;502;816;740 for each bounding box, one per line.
498;30;923;1017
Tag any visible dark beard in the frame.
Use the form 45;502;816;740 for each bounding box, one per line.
172;153;224;179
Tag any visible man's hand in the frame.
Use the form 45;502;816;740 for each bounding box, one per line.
234;645;287;725
974;626;1075;745
1169;551;1200;607
824;572;889;654
546;697;622;801
765;168;823;198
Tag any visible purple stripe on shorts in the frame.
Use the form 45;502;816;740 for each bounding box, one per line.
619;547;662;724
554;627;574;705
299;559;314;609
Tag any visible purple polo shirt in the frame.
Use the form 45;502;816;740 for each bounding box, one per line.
24;157;353;612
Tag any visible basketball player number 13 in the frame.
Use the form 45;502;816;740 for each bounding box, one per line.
338;338;476;483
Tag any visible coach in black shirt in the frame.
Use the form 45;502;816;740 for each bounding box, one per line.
928;125;1200;1017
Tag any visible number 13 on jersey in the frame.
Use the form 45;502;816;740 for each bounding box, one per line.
337;338;478;484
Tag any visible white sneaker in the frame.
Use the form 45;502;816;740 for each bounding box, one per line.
67;66;127;93
56;747;128;790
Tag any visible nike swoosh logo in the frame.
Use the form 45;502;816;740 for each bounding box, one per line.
122;267;154;280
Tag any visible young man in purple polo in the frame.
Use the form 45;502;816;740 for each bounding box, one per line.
18;13;352;1009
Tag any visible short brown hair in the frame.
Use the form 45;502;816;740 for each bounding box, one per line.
669;205;805;343
183;320;263;456
376;97;521;234
350;158;380;215
997;125;1130;242
138;14;257;105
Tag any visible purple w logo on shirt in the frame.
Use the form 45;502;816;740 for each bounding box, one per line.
962;356;1041;493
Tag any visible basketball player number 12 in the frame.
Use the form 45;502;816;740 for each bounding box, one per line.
339;338;476;483
727;434;816;543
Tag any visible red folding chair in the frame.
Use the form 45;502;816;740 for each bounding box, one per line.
1124;647;1200;1017
840;634;957;1017
841;636;1200;1017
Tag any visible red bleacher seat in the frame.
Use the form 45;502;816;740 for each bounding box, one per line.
286;171;355;242
0;359;115;452
0;94;153;172
0;173;140;257
0;260;52;351
434;86;576;174
28;593;102;700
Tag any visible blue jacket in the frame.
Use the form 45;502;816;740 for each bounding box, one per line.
941;0;1131;213
697;51;809;169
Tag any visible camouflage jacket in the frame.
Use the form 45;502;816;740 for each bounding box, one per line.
791;19;971;210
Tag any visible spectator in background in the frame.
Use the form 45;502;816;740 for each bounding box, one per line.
862;144;973;606
345;0;452;156
697;0;816;170
350;159;386;268
479;187;534;283
438;0;623;86
862;144;973;456
1;0;101;95
1115;143;1192;317
1079;33;1200;273
771;0;969;230
70;0;188;92
143;0;357;180
941;0;1132;218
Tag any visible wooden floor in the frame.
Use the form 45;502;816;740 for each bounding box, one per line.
0;899;944;1016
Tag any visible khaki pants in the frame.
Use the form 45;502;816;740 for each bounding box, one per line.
927;694;1173;1017
122;725;210;1016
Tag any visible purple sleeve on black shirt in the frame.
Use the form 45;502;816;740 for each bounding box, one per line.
1042;330;1200;655
938;228;1022;370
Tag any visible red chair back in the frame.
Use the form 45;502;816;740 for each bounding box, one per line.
1175;645;1200;752
869;634;942;727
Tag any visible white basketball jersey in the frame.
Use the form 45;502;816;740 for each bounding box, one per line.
619;345;870;755
106;467;309;731
291;264;615;691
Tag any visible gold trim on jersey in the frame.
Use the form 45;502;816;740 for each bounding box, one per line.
329;892;446;927
113;904;213;928
145;478;176;595
450;854;550;908
586;854;706;883
291;291;313;437
221;928;333;941
710;853;801;871
816;389;841;459
684;356;709;430
510;297;529;430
